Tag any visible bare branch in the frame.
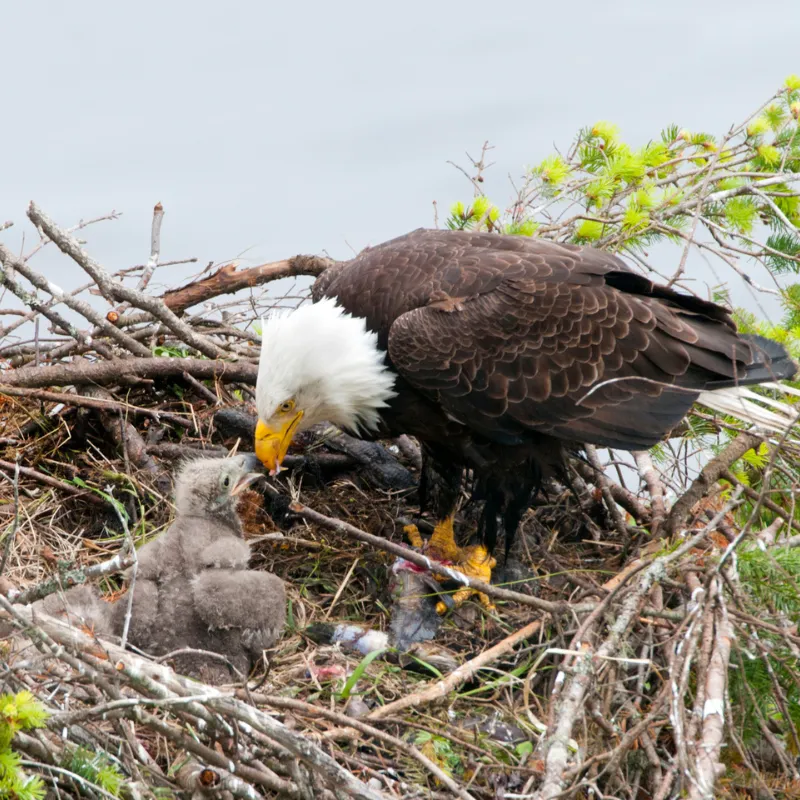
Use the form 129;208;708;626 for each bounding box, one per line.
0;355;257;388
162;255;335;315
27;202;231;360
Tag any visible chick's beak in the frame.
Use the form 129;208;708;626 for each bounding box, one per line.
255;413;304;475
230;471;263;497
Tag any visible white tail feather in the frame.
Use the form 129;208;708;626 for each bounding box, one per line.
697;386;800;437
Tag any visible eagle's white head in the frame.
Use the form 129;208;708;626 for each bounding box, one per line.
254;298;397;474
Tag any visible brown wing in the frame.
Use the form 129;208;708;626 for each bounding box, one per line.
315;229;755;450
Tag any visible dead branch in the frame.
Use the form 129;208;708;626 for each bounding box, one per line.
0;241;152;358
146;442;354;471
666;432;762;535
0;244;114;357
9;547;135;605
0;598;389;800
162;255;336;315
572;457;650;522
240;694;477;800
0;458;108;505
84;384;165;483
367;617;546;720
0;385;193;429
584;444;630;539
634;449;667;534
28;202;231;360
0;356;257;388
688;581;732;799
138;202;164;292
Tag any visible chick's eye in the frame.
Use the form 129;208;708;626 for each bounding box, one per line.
278;400;295;414
222;476;230;488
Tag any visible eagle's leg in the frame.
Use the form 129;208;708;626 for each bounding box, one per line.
402;444;498;613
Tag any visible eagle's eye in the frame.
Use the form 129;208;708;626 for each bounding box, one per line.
278;399;295;414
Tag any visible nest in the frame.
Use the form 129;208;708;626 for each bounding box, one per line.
0;202;799;800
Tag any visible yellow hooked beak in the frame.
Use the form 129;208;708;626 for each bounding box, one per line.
255;413;304;475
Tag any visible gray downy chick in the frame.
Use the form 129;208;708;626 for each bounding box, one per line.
112;454;286;684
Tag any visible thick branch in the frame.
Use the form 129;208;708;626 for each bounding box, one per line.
162;255;336;315
84;384;165;483
688;590;732;799
0;600;388;800
0;356;257;388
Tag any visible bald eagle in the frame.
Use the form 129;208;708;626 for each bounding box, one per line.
254;229;797;601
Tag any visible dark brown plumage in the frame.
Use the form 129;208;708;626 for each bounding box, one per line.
313;229;796;555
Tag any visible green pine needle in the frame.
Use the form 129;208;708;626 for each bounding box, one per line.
724;197;758;234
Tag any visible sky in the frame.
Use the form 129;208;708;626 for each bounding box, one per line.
2;0;799;322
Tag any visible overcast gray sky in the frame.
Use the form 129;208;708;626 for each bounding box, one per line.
2;0;798;317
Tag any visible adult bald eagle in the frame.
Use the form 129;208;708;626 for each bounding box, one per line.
255;229;796;601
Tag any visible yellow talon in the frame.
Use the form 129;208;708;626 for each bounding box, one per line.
403;524;424;549
404;517;497;615
445;544;497;613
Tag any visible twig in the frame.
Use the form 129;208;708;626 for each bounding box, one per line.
84;384;165;481
634;450;667;535
0;244;112;357
584;445;630;539
240;694;478;800
138;202;164;291
537;558;668;799
109;494;137;650
1;600;389;800
182;370;220;404
0;458;108;506
28;202;230;360
0;385;193;428
0;457;20;578
366;617;545;720
10;547;136;605
572;458;650;522
688;581;732;799
666;432;762;535
0;241;152;358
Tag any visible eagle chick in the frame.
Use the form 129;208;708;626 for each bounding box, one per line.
113;454;286;684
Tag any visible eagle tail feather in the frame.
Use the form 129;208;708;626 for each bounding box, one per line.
703;334;798;389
